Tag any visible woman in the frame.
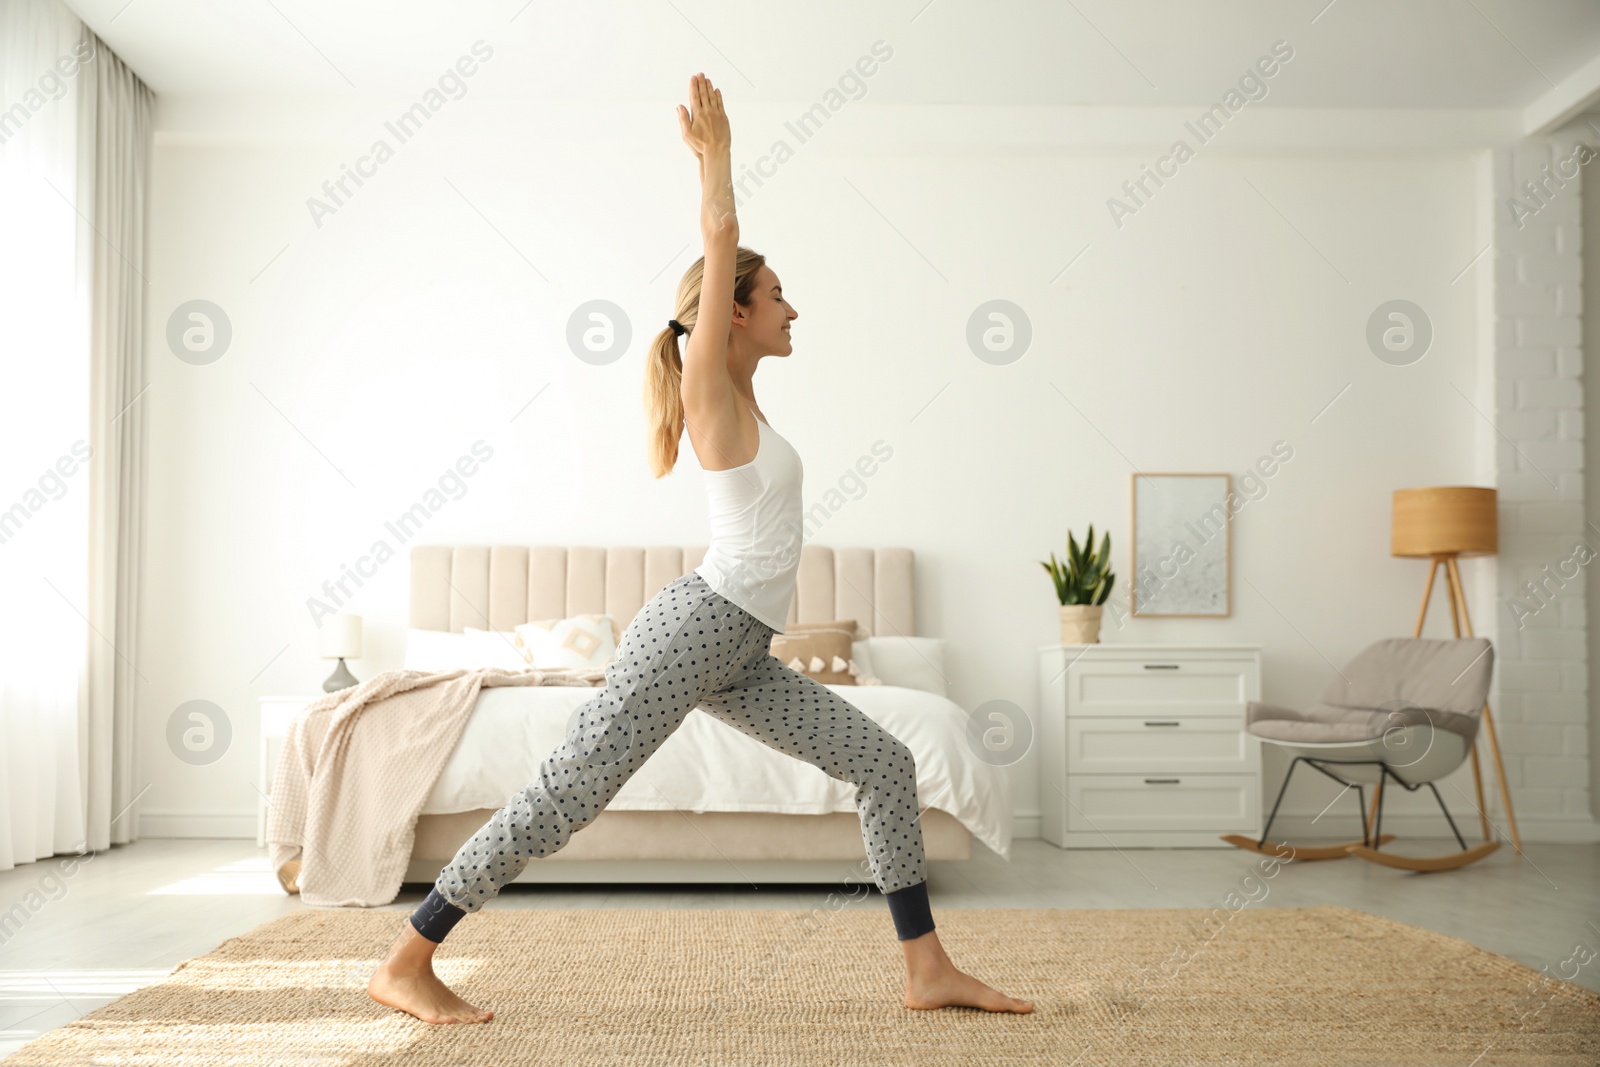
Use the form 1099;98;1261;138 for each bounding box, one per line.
368;72;1033;1024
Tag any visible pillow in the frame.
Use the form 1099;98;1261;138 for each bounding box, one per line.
771;620;861;685
405;627;528;672
859;636;948;697
849;640;882;686
510;614;618;670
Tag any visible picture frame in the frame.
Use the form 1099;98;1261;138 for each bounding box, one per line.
1130;472;1232;617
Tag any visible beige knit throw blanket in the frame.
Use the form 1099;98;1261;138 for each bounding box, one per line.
266;664;606;907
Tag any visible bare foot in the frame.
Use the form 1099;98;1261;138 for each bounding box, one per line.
901;930;1033;1013
367;925;493;1024
905;965;1035;1013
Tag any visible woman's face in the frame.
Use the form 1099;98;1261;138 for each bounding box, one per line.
734;264;798;356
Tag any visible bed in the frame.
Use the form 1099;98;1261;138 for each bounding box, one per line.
402;544;1012;885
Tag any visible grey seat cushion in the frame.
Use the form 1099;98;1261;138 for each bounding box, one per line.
1246;700;1479;745
1245;637;1492;746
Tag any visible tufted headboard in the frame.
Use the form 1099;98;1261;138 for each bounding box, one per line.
410;544;916;636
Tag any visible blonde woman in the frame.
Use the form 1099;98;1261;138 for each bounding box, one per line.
368;73;1033;1024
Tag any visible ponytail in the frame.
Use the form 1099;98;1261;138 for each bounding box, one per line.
643;326;687;478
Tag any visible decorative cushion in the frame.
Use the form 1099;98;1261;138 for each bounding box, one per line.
509;615;618;670
771;620;862;685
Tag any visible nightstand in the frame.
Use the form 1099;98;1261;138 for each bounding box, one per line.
1037;644;1263;848
257;694;319;846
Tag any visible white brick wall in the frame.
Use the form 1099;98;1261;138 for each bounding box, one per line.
1494;133;1594;835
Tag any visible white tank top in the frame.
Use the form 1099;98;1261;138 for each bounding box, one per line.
693;406;804;632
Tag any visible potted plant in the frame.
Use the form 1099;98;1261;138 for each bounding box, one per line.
1041;525;1115;644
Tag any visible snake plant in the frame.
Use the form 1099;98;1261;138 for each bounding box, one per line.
1041;525;1115;606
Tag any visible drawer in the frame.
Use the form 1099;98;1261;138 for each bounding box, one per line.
1066;773;1257;832
1070;658;1255;718
1068;717;1253;774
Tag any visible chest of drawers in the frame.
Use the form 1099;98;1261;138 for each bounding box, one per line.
1037;644;1263;848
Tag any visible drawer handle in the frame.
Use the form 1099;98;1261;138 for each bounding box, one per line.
1144;778;1181;784
1143;720;1181;727
1143;663;1180;670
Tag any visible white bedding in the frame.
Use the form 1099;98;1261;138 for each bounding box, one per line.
422;683;1013;859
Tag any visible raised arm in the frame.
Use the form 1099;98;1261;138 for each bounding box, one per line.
675;74;745;462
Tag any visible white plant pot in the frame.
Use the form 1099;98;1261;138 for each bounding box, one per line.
1058;604;1104;645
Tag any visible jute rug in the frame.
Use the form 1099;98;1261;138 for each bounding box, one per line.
7;904;1598;1066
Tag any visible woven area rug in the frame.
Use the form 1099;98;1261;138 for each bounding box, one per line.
7;904;1598;1066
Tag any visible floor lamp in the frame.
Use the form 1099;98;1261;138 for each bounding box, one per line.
1384;485;1522;853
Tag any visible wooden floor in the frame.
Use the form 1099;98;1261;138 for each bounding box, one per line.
1;835;1596;1059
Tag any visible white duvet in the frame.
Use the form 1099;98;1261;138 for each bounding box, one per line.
422;683;1013;859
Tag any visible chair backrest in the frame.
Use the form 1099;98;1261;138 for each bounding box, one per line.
1318;636;1494;718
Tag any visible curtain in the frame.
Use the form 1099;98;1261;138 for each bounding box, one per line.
81;23;152;852
0;0;92;871
0;0;152;869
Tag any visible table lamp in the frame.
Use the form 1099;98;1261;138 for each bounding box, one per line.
1389;485;1519;852
320;613;362;693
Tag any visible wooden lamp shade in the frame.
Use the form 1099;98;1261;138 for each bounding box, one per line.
1391;486;1497;559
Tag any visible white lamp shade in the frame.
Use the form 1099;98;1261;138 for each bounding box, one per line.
320;613;362;659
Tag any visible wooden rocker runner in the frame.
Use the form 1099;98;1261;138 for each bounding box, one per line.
1221;636;1501;872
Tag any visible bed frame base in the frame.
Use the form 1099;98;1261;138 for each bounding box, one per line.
405;808;974;887
403;857;905;886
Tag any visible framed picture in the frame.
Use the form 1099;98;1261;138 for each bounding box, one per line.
1130;472;1232;617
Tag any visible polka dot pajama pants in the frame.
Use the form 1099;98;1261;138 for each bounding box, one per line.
429;570;929;915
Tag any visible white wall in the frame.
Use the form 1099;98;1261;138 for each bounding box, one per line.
1584;140;1600;822
1488;132;1595;844
138;95;1494;842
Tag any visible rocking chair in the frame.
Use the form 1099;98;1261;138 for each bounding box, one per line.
1222;636;1498;871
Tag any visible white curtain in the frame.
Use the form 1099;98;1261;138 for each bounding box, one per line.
0;0;151;869
82;19;152;853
